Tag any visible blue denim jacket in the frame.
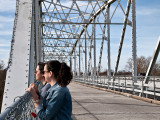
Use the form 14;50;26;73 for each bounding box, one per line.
36;82;72;120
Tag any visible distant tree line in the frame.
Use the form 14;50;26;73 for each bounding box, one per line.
0;60;7;113
125;56;160;76
100;56;160;76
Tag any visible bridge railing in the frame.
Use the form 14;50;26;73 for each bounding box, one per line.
0;92;35;120
73;76;160;100
1;76;160;119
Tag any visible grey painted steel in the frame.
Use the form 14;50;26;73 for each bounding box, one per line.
93;19;96;81
70;0;117;55
107;5;111;81
131;0;137;82
145;37;160;84
2;0;33;112
113;0;131;77
28;3;36;86
35;0;40;64
70;56;72;71
85;29;87;80
79;40;81;77
88;38;92;74
74;51;76;76
97;13;106;76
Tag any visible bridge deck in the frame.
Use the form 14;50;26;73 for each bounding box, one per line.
69;81;160;120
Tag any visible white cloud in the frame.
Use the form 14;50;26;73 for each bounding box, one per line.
0;31;12;35
137;7;160;16
0;16;14;22
0;0;16;12
0;38;10;42
0;48;9;53
0;44;10;47
0;24;4;28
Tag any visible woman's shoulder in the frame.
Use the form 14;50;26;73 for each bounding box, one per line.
56;85;68;92
49;83;68;93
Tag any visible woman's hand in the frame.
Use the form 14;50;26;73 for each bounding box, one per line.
26;83;41;107
26;83;38;93
30;83;39;93
26;85;39;100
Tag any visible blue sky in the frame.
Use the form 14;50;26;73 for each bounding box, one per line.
0;0;160;70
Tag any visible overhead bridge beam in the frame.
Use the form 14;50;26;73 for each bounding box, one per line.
70;0;117;55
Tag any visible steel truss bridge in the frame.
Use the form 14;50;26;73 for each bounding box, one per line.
1;0;160;119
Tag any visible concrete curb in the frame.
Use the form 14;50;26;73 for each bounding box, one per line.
72;81;160;106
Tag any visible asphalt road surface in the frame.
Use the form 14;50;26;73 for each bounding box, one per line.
69;82;160;120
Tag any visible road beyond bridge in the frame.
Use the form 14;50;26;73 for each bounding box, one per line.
69;82;160;120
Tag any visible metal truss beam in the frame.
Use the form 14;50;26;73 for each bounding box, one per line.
70;0;117;55
113;0;131;77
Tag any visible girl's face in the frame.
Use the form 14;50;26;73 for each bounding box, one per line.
43;65;51;83
35;65;44;81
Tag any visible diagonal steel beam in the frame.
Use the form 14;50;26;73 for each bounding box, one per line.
70;0;117;55
113;0;131;77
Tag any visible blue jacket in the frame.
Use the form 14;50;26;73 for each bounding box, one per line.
36;82;72;120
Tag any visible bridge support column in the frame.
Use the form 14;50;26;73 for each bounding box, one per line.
35;0;42;64
79;39;81;78
70;56;72;73
131;0;137;83
107;5;111;83
74;50;77;77
93;19;96;83
85;28;88;82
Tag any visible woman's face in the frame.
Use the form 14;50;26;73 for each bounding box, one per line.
35;65;44;80
43;65;51;83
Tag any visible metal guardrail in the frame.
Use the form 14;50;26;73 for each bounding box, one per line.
73;76;160;100
1;76;160;119
0;92;35;120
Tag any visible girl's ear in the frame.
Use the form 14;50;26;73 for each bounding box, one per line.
49;71;54;77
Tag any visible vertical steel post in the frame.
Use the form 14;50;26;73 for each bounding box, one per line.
125;77;126;92
107;5;111;82
70;56;72;72
39;1;43;62
154;77;156;100
35;0;40;64
141;78;144;97
97;10;107;76
74;50;76;77
28;5;35;85
79;39;81;77
93;18;96;83
85;28;87;82
131;0;137;83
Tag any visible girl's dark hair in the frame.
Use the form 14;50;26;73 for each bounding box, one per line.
45;60;72;87
38;62;45;74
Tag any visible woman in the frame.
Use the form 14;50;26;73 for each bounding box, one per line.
34;62;46;91
28;62;50;99
28;60;73;120
34;62;51;98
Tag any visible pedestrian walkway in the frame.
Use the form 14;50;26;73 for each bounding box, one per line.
69;81;160;120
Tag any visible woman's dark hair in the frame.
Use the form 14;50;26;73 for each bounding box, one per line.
45;60;72;87
38;62;45;74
